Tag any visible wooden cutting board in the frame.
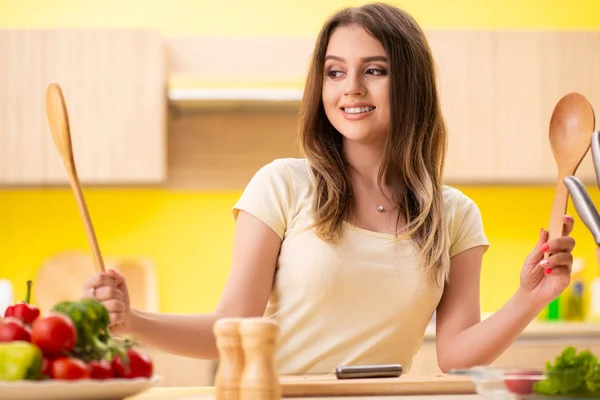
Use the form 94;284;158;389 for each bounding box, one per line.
279;374;475;397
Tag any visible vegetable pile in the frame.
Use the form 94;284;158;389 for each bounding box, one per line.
0;280;153;382
533;346;600;397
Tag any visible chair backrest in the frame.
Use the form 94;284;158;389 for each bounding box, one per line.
34;251;159;313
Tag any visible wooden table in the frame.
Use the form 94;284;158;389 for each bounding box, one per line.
129;387;482;400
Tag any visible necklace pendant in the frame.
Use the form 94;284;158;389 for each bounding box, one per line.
377;205;384;212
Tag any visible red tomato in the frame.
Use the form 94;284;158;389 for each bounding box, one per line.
88;360;114;380
112;348;153;379
504;370;542;395
31;314;77;358
41;358;53;379
51;357;90;380
0;318;31;342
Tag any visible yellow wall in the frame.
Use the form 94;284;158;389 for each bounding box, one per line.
0;0;599;35
1;0;599;314
1;186;599;314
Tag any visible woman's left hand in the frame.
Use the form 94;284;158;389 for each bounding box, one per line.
519;215;576;307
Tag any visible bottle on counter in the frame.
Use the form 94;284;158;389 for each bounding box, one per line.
563;258;587;321
564;280;586;321
588;261;600;322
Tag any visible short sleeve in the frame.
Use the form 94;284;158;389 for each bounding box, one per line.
232;159;293;239
449;194;490;258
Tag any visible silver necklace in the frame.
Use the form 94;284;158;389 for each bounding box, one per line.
350;167;389;213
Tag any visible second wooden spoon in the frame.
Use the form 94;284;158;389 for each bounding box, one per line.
45;83;106;273
548;92;595;243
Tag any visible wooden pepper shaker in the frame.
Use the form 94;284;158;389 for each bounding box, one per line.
239;318;281;400
214;318;245;400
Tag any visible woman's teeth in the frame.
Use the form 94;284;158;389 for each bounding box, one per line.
343;106;375;114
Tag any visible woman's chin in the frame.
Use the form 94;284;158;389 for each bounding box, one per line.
339;129;386;146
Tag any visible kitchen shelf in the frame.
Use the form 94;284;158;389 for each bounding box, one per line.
168;87;303;111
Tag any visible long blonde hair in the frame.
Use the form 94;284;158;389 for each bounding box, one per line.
299;3;450;286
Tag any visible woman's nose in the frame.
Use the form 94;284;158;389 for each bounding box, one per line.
344;73;366;97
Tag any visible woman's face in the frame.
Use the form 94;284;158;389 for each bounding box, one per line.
322;24;391;146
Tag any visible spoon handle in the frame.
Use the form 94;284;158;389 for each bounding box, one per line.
548;179;569;242
69;173;106;273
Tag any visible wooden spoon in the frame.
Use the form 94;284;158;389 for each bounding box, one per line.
548;92;595;243
45;83;106;273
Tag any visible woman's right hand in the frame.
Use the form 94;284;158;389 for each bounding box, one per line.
82;269;132;335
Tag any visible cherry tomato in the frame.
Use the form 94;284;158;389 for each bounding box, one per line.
31;314;77;358
88;360;114;380
0;318;31;342
112;348;153;379
51;357;90;380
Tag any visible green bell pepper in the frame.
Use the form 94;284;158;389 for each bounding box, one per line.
0;341;43;381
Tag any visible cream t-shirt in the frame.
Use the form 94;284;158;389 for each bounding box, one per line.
232;158;489;375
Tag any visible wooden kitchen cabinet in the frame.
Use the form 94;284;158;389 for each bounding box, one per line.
0;30;166;185
166;31;600;189
429;31;600;185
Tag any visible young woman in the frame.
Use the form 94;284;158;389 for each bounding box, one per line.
83;3;576;374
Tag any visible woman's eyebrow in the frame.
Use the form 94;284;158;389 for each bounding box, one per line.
324;55;389;63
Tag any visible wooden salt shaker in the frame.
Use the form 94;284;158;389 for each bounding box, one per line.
239;318;281;400
214;318;245;400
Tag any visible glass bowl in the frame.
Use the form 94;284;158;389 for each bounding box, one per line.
448;366;600;400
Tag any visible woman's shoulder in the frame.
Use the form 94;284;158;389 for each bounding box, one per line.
442;185;489;255
442;185;478;211
254;157;312;188
259;157;310;174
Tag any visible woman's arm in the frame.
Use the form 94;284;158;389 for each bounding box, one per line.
109;210;282;360
434;245;542;372
435;222;575;372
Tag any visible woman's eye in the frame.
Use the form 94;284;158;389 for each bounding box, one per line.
327;70;344;78
366;68;387;76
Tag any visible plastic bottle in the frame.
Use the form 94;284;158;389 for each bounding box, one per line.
564;280;585;321
563;258;586;321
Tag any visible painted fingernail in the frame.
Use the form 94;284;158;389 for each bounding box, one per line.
564;215;573;222
541;243;550;252
545;268;552;274
540;259;549;267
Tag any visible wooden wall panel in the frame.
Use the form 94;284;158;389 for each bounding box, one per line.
167;110;301;189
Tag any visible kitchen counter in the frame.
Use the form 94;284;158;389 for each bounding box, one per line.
410;320;600;375
128;387;482;400
142;321;600;387
424;320;600;340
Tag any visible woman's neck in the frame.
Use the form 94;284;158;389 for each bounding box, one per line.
343;139;386;188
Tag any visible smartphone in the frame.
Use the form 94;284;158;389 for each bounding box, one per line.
335;364;403;379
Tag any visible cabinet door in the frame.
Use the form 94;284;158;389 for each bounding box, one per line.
0;31;47;184
0;30;166;185
430;31;600;185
